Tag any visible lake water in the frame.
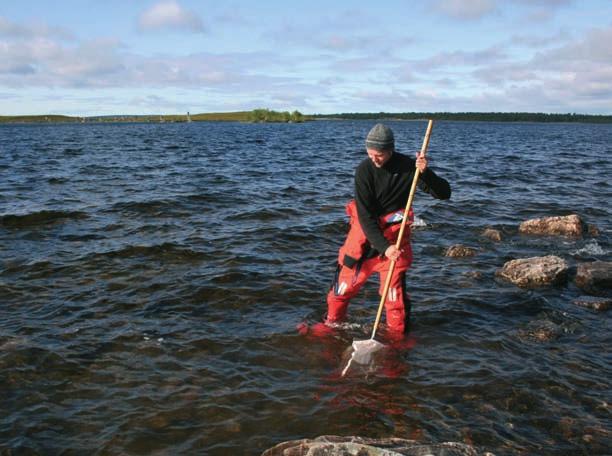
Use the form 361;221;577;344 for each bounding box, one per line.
0;120;610;455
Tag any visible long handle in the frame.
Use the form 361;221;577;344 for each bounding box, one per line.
370;119;434;340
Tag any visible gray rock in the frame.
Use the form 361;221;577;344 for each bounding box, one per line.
575;261;612;295
573;296;611;311
445;244;477;257
482;228;502;242
261;435;492;456
519;214;583;237
496;255;568;288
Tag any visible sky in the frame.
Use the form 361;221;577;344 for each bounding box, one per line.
1;0;611;116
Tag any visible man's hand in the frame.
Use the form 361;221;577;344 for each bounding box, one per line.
415;151;427;173
384;245;402;261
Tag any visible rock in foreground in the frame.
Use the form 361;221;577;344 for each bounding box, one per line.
497;255;568;288
262;435;491;456
575;261;612;295
519;214;583;237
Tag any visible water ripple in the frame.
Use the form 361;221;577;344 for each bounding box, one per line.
0;121;610;455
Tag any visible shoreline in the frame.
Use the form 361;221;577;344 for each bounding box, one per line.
1;111;612;124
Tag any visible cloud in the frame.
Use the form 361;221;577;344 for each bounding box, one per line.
509;29;571;48
0;16;74;40
418;46;508;70
127;93;192;112
432;0;572;21
433;0;497;20
1;8;609;115
468;25;612;112
0;91;19;100
0;25;309;95
138;1;204;33
264;9;414;53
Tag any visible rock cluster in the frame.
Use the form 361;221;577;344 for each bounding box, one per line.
262;435;490;456
490;215;610;306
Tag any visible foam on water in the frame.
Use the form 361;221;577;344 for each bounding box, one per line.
572;239;607;256
412;215;427;228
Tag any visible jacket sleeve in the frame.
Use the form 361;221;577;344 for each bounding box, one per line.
418;167;451;200
354;167;390;254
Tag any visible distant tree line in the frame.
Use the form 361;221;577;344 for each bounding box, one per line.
3;110;610;124
248;109;305;123
310;112;612;123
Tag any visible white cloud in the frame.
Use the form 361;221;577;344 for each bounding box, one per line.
138;1;204;33
264;10;414;53
0;16;74;40
433;0;497;20
419;47;508;70
433;0;572;21
509;29;571;48
466;25;612;112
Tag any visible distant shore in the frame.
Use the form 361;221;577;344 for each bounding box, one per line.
1;110;611;124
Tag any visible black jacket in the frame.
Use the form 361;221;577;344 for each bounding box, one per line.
354;151;451;253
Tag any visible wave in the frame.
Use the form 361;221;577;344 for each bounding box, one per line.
63;147;84;156
59;233;107;242
0;210;88;228
47;177;69;184
232;207;301;221
109;200;191;217
96;242;211;262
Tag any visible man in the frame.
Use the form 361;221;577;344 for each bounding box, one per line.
325;123;451;335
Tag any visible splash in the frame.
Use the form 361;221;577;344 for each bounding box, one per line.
572;240;606;256
412;215;427;228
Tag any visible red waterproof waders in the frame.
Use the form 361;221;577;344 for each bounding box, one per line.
326;200;413;334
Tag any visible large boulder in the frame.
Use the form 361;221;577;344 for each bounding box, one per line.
575;261;612;295
519;214;583;237
496;255;568;287
261;435;490;456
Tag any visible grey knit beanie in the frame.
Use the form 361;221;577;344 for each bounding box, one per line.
365;123;394;151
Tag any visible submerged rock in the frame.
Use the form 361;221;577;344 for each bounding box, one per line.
575;261;612;295
517;320;563;342
445;244;478;257
497;255;568;288
587;224;600;236
464;271;484;280
519;214;583;237
261;435;491;456
573;296;611;312
482;228;502;242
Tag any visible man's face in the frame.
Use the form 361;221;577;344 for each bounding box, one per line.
367;148;392;168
